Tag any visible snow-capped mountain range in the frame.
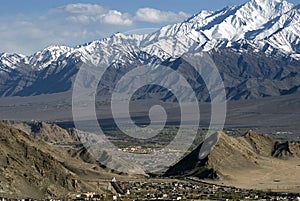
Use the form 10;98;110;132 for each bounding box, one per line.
0;0;299;99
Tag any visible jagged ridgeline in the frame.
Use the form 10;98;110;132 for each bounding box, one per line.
0;0;299;100
165;131;300;183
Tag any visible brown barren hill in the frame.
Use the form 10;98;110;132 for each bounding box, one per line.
0;121;143;199
165;131;300;192
5;121;77;144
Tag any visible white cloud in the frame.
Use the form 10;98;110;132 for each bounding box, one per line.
0;3;191;55
135;8;189;23
58;3;105;14
0;20;58;55
58;3;133;26
102;10;133;26
60;4;188;26
0;16;102;55
67;15;91;24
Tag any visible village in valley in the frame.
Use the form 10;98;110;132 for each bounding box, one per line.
2;177;296;201
70;177;300;201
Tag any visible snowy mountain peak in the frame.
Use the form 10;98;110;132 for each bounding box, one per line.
0;53;26;72
27;45;73;70
186;10;213;24
111;32;125;38
140;0;298;59
194;0;294;42
242;0;294;17
247;0;290;6
0;0;299;74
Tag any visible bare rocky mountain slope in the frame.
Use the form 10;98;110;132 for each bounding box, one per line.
165;131;300;192
1;120;300;196
0;0;299;101
165;131;300;178
0;121;144;199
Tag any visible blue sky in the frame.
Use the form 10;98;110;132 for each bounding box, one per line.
0;0;298;55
